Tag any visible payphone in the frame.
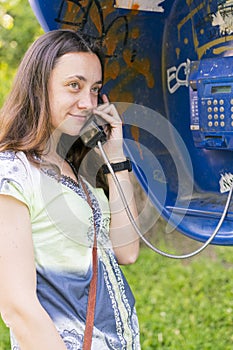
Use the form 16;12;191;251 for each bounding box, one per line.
189;56;233;150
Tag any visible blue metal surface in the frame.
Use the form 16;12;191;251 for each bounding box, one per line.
29;0;233;245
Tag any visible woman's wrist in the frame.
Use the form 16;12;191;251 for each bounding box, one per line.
107;157;127;163
102;158;132;175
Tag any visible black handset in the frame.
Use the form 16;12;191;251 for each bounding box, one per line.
80;95;108;148
80;114;107;148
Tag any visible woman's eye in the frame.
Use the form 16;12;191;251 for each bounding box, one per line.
92;86;101;94
69;82;79;89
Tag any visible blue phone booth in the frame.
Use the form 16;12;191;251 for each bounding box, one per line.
29;0;233;246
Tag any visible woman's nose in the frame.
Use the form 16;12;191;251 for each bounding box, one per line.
77;91;95;110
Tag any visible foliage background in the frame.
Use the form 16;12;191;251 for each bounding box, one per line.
0;1;233;349
0;0;43;107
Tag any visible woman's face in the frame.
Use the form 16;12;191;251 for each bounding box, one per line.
48;52;102;136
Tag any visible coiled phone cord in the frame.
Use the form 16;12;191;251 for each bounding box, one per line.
98;141;233;259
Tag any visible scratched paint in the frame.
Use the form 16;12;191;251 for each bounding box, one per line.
219;172;233;193
212;1;233;35
130;125;143;159
166;1;233;95
115;0;165;12
173;1;233;60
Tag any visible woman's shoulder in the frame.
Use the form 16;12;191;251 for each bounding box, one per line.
0;150;33;178
0;151;37;210
0;150;28;162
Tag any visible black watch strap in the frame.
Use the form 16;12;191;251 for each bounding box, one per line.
102;158;132;174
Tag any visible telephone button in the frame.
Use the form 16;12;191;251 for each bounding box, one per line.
219;106;224;112
208;121;213;127
207;100;212;105
219;99;224;105
220;114;225;120
214;121;218;127
220;121;225;127
207;107;212;112
208;114;212;120
213;99;218;105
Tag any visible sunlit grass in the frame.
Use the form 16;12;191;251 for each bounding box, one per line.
122;244;233;350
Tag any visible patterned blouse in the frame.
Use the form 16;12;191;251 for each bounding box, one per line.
0;151;140;350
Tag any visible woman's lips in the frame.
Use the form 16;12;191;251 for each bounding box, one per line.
69;113;86;118
68;114;88;122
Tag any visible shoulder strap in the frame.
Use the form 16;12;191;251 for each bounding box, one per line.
80;178;98;350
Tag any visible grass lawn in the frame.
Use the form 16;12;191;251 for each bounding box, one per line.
0;243;233;349
122;244;233;350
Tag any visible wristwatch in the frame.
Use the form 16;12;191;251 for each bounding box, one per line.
102;158;132;174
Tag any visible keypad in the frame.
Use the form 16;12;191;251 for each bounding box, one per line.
204;98;230;129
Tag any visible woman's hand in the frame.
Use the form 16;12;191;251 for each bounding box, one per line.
93;96;140;265
93;94;125;162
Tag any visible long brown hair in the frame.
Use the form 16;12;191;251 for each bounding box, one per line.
0;29;107;192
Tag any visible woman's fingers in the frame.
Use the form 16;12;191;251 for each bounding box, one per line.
94;104;122;125
100;93;109;104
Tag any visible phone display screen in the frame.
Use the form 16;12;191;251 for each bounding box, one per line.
211;85;231;94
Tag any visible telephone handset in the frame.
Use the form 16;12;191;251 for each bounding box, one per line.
188;56;233;150
80;95;109;148
80;114;108;148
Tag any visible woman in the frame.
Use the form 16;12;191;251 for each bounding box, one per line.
0;29;140;349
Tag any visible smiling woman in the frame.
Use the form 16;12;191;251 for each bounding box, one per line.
0;29;140;350
48;52;102;137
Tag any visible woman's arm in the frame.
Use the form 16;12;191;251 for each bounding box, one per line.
0;195;67;350
94;97;140;265
107;170;140;265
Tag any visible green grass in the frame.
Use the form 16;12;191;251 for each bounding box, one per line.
0;320;10;350
122;245;233;350
0;245;233;350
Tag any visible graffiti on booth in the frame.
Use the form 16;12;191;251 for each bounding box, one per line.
54;0;155;103
115;0;165;12
175;0;233;61
166;1;233;95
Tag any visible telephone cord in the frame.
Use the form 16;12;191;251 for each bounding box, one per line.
97;141;233;259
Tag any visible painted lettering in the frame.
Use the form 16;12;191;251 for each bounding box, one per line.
167;59;190;94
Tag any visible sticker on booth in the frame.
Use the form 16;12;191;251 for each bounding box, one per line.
115;0;165;12
219;173;233;193
211;1;233;35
